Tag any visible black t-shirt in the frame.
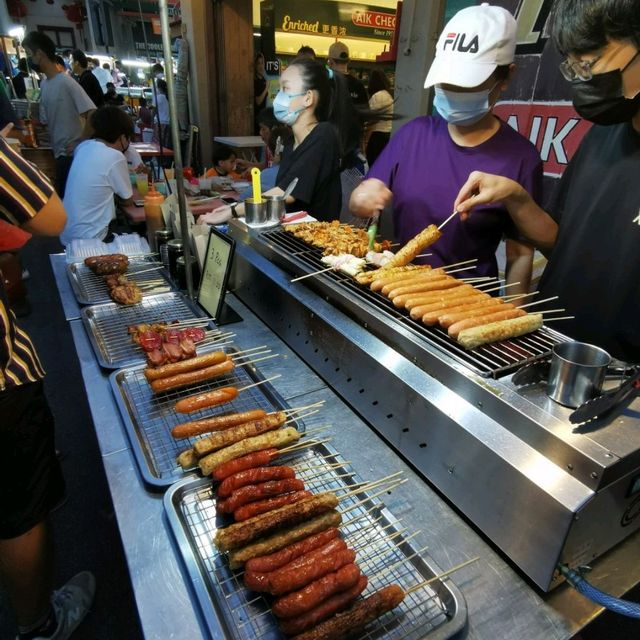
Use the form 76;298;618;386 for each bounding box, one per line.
346;74;368;106
79;70;104;108
254;74;267;132
539;121;640;361
276;122;341;221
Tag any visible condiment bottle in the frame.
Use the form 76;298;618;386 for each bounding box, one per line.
144;186;165;251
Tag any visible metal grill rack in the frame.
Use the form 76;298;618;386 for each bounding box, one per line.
66;257;172;305
110;351;299;489
81;292;212;369
164;442;467;640
262;229;566;378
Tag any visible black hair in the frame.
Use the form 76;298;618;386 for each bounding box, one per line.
72;49;88;69
212;143;236;166
106;82;115;90
156;79;168;94
297;45;316;58
492;64;511;83
102;62;111;70
551;0;640;55
92;58;100;67
91;106;134;143
368;69;390;97
17;58;28;73
55;55;65;67
151;63;163;75
139;97;147;107
258;107;278;129
267;125;292;155
23;31;56;61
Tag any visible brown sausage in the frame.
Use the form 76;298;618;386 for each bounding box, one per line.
218;465;296;498
403;284;477;310
234;490;312;522
391;279;462;307
218;478;305;514
143;351;228;382
385;274;454;298
408;290;488;320
449;307;526;339
439;301;509;328
174;386;238;414
150;359;235;393
245;527;340;573
379;270;445;296
369;266;433;290
419;295;496;324
272;563;361;618
278;575;368;636
212;448;279;480
171;408;267;440
457;313;543;349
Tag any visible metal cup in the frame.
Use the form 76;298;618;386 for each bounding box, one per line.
546;341;611;408
265;195;286;224
244;198;266;225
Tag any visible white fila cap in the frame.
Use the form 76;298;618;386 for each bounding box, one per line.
424;3;517;88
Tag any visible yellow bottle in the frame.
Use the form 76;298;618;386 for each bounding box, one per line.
144;186;165;252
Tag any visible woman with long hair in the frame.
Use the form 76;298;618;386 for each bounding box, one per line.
365;69;394;165
254;52;268;134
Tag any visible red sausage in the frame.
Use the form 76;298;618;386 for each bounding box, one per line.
234;490;311;522
279;575;368;636
211;449;279;480
245;528;340;573
218;466;296;498
272;563;361;619
217;479;305;514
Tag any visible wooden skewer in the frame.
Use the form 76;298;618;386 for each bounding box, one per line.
369;544;430;579
291;266;334;282
441;258;477;270
478;281;521;294
282;401;326;415
231;345;269;356
357;530;420;558
278;437;331;455
542;316;574;322
519;296;559;309
130;265;165;275
502;291;538;302
237;353;280;367
413;253;433;259
232;349;273;362
347;515;399;541
445;264;478;275
539;309;566;315
340;479;408;511
294;460;348;473
341;471;403;497
285;408;320;424
438;209;458;230
237;375;281;393
305;470;355;483
341;512;383;531
404;556;481;595
303;426;332;438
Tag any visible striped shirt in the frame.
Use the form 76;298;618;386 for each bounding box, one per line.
0;137;53;390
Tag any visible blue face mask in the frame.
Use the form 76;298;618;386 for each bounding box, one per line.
273;90;307;125
433;84;497;126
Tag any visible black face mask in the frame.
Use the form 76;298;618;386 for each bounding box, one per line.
571;51;640;125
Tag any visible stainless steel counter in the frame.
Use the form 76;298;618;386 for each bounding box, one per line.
50;253;640;640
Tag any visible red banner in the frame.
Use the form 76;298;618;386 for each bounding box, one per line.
494;102;593;178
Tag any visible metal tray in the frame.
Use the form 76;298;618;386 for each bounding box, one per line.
110;350;299;489
81;292;212;369
164;442;468;640
66;257;172;305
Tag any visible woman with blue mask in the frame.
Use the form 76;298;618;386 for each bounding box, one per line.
350;4;541;298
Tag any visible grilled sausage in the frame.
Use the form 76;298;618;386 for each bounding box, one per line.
229;510;342;569
279;575;368;636
177;448;198;469
174;386;238;413
381;224;442;269
212;448;279;480
383;273;452;298
272;563;361;619
378;270;445;295
234;490;312;522
358;264;429;286
391;279;463;307
419;294;495;324
290;584;406;640
150;359;235;393
245;527;340;573
408;290;488;320
218;465;296;498
448;307;526;339
403;284;477;310
199;427;301;476
218;478;306;514
143;351;228;382
439;301;510;328
457;313;543;349
215;492;339;552
171;409;267;440
193;413;287;456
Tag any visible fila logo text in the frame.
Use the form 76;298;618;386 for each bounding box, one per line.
443;32;480;53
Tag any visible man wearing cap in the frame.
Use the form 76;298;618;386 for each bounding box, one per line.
350;4;541;296
327;42;368;106
453;0;640;362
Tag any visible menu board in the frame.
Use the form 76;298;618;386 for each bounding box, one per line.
197;228;235;322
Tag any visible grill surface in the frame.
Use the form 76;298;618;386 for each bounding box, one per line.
81;292;210;368
165;444;467;640
262;229;565;378
110;350;299;488
67;257;172;305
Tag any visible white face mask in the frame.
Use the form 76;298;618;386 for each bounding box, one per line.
273;90;307;125
433;82;499;126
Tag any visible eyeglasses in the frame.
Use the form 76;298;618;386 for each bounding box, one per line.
558;54;603;81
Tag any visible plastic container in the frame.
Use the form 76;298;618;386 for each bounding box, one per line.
142;128;154;143
144;186;165;252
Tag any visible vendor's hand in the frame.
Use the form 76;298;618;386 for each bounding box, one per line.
349;178;392;218
235;159;254;170
198;204;233;226
134;162;150;175
454;171;523;221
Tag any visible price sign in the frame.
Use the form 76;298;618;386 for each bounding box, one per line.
197;227;235;322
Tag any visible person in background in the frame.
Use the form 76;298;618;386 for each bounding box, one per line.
91;59;110;94
236;107;280;172
297;45;316;60
137;97;154;128
327;42;368;106
154;78;171;149
151;63;164;81
453;0;640;361
71;50;104;108
350;4;540;297
23;31;96;197
206;143;243;180
254;52;268;135
365;69;394;166
0;135;95;640
54;56;67;74
60;106;134;245
104;82;124;106
11;58;30;100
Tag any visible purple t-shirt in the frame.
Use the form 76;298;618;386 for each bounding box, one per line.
367;116;542;278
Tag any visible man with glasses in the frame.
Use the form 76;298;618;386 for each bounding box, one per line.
454;0;640;362
60;106;134;245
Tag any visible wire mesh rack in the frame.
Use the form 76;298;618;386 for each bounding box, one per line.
66;257;172;305
262;229;567;379
81;292;212;369
110;349;300;489
164;442;468;640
